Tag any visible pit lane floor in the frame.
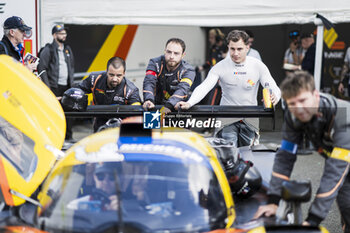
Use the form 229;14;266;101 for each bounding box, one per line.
69;117;342;233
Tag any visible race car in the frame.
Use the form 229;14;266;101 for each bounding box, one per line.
0;55;329;232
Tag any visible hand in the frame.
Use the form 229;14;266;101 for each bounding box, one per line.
338;83;344;93
289;41;298;51
25;62;38;72
161;107;171;115
253;204;278;219
271;93;278;106
175;101;191;110
143;100;155;110
302;221;311;226
57;96;62;101
105;195;118;211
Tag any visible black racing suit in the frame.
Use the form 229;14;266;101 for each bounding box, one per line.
79;71;141;132
202;43;228;70
268;93;350;232
143;55;195;110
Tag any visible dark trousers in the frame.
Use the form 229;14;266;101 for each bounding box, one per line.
337;173;350;233
215;121;257;148
51;85;73;140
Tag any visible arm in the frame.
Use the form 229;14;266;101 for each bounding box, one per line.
255;115;302;218
289;42;301;65
143;59;158;104
187;68;220;107
37;46;51;88
306;157;349;225
0;43;7;55
339;49;350;93
301;44;316;74
259;62;281;105
127;86;142;105
68;46;75;87
78;75;94;94
166;67;196;109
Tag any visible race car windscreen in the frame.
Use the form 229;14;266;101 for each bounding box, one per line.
0;116;37;181
38;160;228;232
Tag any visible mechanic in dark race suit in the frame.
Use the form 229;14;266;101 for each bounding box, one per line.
254;71;350;232
79;56;141;132
142;38;196;114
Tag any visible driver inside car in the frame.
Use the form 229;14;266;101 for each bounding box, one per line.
67;163;119;211
68;162;151;212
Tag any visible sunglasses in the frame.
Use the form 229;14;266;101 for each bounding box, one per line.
289;31;299;37
96;173;115;181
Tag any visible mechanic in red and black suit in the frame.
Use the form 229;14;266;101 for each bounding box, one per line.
142;38;196;114
79;57;141;132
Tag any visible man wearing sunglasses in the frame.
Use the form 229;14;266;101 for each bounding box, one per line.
68;163;119;211
0;16;36;72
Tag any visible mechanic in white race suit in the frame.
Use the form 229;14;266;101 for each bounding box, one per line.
254;71;350;232
176;30;281;147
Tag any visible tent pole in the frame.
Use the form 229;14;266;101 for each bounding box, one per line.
314;18;324;91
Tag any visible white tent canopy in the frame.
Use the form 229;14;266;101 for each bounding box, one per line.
40;0;350;41
41;0;350;27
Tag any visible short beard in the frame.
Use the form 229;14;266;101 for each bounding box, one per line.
166;60;180;71
57;38;66;44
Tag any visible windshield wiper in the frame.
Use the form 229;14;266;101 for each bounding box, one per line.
10;189;42;207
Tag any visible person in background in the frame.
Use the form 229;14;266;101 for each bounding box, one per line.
283;29;304;73
198;28;228;72
143;38;195;114
301;32;316;75
245;30;262;61
38;24;75;141
338;46;350;98
0;16;37;72
79;57;141;132
197;28;228;105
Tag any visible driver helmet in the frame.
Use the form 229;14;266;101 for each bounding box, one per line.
61;88;87;111
230;162;262;199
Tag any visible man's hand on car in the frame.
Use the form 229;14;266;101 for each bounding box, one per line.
143;100;155;110
253;204;278;219
175;101;191;110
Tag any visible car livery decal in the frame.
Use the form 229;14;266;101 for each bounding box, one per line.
117;138;212;169
73;137;211;169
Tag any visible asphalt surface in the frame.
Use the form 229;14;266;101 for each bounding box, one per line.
69;115;343;233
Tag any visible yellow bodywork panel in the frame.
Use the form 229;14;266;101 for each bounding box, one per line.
0;55;64;206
